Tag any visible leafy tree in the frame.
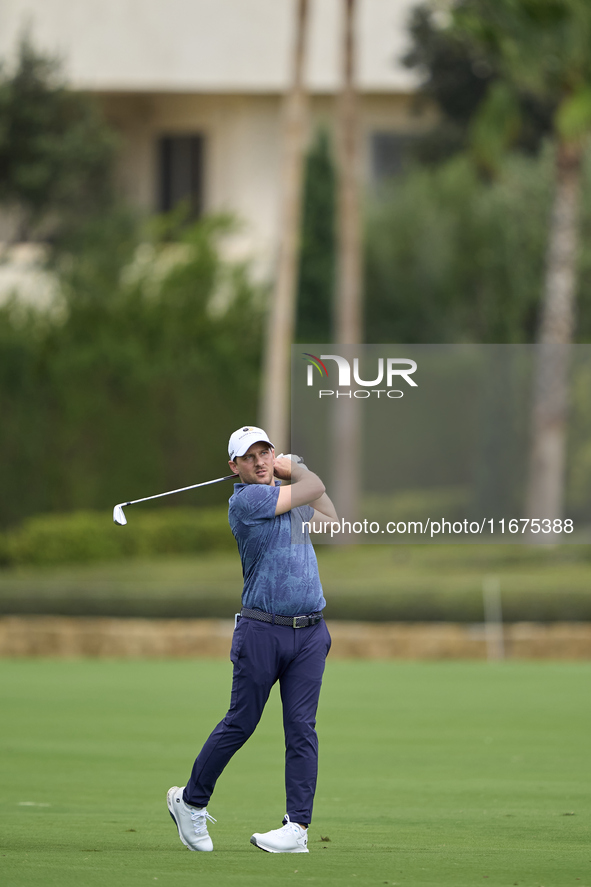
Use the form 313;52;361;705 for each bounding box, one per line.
364;151;553;344
403;2;555;168
0;39;265;529
0;213;263;527
364;141;591;342
0;36;117;241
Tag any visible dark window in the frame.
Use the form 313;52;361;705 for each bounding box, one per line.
370;132;416;182
158;135;204;218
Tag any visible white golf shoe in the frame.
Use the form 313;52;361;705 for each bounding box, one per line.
250;814;309;853
167;786;216;851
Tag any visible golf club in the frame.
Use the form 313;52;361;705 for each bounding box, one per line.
113;474;236;525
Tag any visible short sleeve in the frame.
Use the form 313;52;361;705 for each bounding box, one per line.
297;504;314;522
231;484;280;526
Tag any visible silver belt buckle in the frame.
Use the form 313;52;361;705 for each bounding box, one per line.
293;616;305;628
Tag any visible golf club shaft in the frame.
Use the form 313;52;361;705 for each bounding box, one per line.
122;474;236;507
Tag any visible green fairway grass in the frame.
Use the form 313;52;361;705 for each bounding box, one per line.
1;660;589;887
1;544;591;620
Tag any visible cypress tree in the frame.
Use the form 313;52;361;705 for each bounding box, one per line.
296;128;336;343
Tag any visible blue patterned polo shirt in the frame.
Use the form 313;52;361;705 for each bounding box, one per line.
228;482;325;617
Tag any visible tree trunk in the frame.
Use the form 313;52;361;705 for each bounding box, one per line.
260;0;309;450
524;141;581;530
332;0;362;526
335;0;362;346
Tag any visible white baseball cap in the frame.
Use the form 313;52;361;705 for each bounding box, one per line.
228;426;274;462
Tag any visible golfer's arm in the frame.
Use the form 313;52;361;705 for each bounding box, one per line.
275;470;325;515
310;492;337;522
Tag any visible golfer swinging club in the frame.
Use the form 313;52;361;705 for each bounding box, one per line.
167;425;337;853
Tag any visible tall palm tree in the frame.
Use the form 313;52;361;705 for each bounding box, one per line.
260;0;310;450
335;0;363;346
332;0;362;524
453;0;591;525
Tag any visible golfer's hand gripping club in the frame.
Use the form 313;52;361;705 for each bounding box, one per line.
273;454;307;485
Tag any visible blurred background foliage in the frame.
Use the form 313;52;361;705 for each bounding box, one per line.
0;209;262;528
0;38;264;530
365;146;591;344
295;128;336;343
298;130;591;347
401;2;556;167
0;36;118;242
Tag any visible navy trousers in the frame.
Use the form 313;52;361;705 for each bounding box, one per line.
183;615;331;825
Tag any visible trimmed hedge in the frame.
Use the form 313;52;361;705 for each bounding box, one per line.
0;507;235;567
1;550;591;621
1;537;591;622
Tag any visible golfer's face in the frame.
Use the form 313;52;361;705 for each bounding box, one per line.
231;442;275;485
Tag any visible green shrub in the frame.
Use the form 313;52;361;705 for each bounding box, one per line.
1;507;235;567
0;213;262;530
132;508;235;557
363;149;591;344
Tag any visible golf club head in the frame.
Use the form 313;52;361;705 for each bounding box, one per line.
113;504;127;526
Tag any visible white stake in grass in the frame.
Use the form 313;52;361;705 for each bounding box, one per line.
483;575;505;661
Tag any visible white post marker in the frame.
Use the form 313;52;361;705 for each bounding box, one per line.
483;575;505;661
113;475;236;526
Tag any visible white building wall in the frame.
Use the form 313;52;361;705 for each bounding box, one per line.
0;0;420;93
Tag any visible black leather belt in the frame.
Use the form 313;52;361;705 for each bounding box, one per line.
240;608;323;629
